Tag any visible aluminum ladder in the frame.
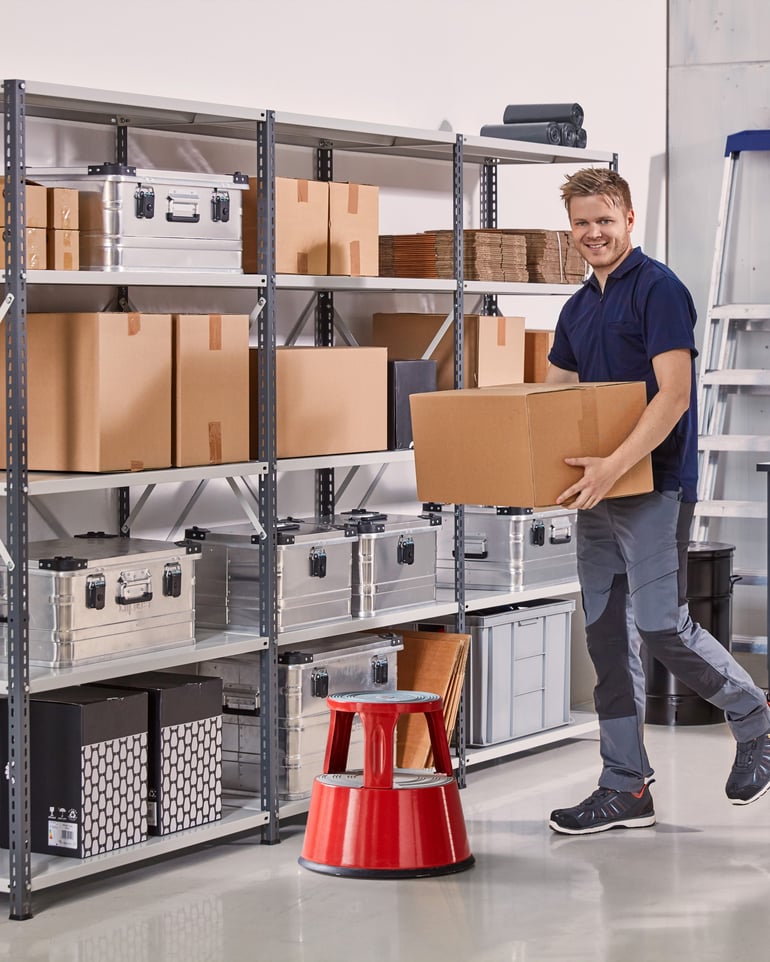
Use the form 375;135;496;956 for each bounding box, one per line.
695;130;770;653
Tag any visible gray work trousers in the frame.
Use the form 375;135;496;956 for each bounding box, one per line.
577;489;770;793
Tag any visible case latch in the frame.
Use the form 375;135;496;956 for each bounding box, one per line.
371;654;389;685
309;547;327;578
85;573;106;610
311;668;329;698
211;189;231;222
530;520;546;547
134;186;155;219
162;561;183;598
397;535;415;565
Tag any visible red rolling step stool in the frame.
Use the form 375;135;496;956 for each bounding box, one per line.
299;690;475;878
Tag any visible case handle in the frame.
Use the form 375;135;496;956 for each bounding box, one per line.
166;191;200;224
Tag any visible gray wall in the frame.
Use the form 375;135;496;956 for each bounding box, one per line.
669;0;770;648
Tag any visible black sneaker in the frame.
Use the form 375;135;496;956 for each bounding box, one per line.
725;732;770;805
549;783;656;835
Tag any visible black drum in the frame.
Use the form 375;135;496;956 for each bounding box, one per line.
644;542;736;726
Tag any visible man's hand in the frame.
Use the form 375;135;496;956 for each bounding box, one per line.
555;456;623;510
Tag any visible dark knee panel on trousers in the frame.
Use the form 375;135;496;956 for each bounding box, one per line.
637;625;726;700
585;574;637;719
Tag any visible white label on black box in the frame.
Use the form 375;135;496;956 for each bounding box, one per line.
48;819;78;850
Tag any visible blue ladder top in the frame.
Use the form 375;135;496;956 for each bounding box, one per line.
725;130;770;156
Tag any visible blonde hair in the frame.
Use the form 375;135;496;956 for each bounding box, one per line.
560;168;633;214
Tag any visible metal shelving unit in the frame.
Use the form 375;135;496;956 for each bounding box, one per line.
1;79;611;915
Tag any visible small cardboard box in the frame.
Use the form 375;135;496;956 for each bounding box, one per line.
372;313;525;390
94;672;223;836
328;182;379;276
173;314;250;466
0;686;148;858
243;176;328;275
524;329;555;383
410;381;653;508
46;228;79;270
46;187;79;230
250;346;388;458
0;312;172;472
26;227;47;270
0;178;47;228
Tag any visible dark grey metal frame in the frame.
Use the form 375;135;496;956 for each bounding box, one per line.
3;78;32;921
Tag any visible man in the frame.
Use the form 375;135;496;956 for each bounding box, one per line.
545;167;770;835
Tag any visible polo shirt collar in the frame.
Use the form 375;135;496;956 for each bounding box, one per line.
585;246;644;291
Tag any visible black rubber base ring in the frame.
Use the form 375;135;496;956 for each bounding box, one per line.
298;854;475;879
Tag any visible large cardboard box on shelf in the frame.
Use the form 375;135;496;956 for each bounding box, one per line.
249;346;388;458
328;181;379;276
0;686;149;858
524;329;555;383
173;313;250;466
372;313;526;391
0;312;172;472
25;227;47;270
410;381;653;508
243;176;329;275
0;178;47;228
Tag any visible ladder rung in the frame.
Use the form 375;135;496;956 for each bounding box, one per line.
694;500;767;518
709;304;770;320
700;370;770;386
730;635;768;655
698;435;770;452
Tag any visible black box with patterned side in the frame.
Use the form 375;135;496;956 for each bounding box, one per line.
98;672;223;835
0;685;148;858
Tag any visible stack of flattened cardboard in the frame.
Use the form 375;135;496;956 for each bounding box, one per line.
504;229;585;284
378;232;438;277
431;230;528;282
396;630;470;769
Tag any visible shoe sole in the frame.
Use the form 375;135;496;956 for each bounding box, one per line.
727;778;770;806
548;813;656;835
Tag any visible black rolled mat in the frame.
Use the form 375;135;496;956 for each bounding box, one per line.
479;122;561;145
502;102;584;128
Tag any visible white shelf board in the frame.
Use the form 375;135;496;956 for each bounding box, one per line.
0;462;268;497
0;793;269;893
276;274;456;293
0;629;268;695
462;581;582;612
277;450;414;472
462;711;599;769
461;133;615;167
5;270;267;288
276;600;459;646
463;280;582;296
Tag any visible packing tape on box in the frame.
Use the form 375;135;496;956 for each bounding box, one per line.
297;251;309;273
577;389;599;455
130;459;145;471
127;313;141;336
349;240;361;275
296;180;309;203
347;183;359;215
497;317;507;346
209;314;222;351
209;421;223;463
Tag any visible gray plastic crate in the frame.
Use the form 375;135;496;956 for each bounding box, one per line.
426;598;574;746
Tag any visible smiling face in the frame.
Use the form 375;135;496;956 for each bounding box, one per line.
568;193;635;288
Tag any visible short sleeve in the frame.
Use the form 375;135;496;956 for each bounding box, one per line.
641;275;698;360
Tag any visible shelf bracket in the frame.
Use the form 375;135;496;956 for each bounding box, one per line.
285;296;316;345
225;476;267;540
248;295;267;334
121;483;157;534
332;307;359;347
0;292;15;325
29;497;70;539
421;310;454;361
166;480;209;541
358;463;390;509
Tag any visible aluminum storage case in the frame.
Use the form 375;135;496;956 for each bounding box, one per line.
425;599;575;746
333;508;441;617
0;535;200;668
28;165;248;272
186;518;356;633
434;505;577;591
197;632;402;800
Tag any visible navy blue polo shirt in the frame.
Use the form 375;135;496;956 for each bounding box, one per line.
548;246;699;502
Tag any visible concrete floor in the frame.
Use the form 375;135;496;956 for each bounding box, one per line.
2;722;770;962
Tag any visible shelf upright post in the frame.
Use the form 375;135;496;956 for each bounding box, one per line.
315;142;335;520
453;134;467;787
255;110;280;844
3;78;33;920
480;158;499;316
114;118;131;534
